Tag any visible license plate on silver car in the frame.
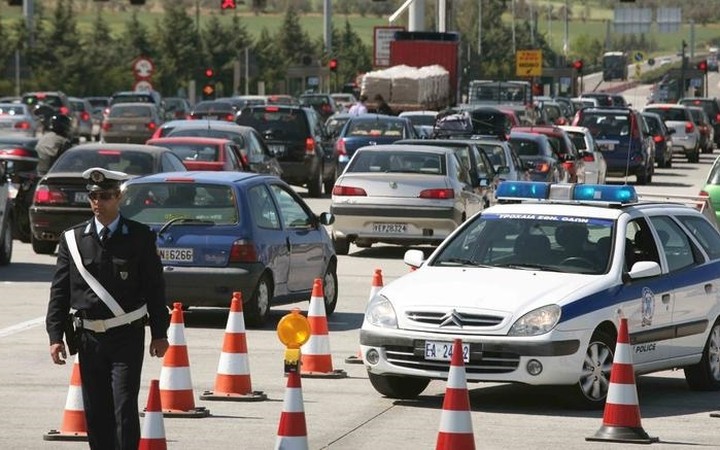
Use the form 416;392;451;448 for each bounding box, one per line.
424;340;470;363
372;223;407;233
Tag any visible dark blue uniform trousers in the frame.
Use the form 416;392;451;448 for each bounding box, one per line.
78;323;145;450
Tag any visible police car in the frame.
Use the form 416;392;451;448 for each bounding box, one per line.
360;181;720;408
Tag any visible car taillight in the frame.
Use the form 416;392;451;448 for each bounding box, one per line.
334;138;346;156
716;113;720;123
229;239;257;263
653;135;664;143
187;113;197;120
555;117;567;125
146;122;157;131
630;116;640;139
101;121;111;131
562;161;574;171
305;137;315;155
33;185;66;204
700;190;709;197
225;114;234;122
582;153;595;162
686;121;695;133
14;121;30;130
533;162;551;173
59;106;70;115
419;188;454;199
80;111;90;121
332;185;366;196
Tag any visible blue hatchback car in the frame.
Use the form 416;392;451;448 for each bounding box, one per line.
121;171;338;326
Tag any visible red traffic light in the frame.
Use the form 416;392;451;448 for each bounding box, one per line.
572;59;584;72
220;0;237;9
697;59;708;73
328;58;338;72
204;68;215;78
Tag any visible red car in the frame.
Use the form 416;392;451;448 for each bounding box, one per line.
512;125;585;183
146;137;246;172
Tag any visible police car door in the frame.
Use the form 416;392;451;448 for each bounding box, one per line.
619;217;674;366
648;214;717;360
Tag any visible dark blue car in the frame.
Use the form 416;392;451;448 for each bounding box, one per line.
334;114;417;172
121;171;337;326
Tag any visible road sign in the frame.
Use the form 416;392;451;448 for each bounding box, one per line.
648;58;655;66
132;57;154;80
133;80;153;93
373;26;405;68
634;52;644;62
516;50;542;77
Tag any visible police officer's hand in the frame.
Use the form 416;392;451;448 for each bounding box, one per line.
50;342;67;365
149;338;169;358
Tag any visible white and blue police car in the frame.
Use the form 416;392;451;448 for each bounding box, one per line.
360;181;720;408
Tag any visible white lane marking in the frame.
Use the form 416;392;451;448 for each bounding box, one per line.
0;316;45;338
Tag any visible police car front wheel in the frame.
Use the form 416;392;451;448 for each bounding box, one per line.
684;320;720;391
567;329;616;409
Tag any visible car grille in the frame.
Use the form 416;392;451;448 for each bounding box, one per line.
384;342;520;374
405;310;504;328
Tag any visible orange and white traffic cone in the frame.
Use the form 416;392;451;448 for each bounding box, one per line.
300;279;347;379
201;292;267;402
156;302;209;418
346;268;384;365
586;317;658;443
275;371;308;450
43;354;88;441
436;339;475;450
139;379;167;450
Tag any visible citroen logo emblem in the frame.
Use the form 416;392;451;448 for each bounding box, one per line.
389;181;397;189
439;309;463;328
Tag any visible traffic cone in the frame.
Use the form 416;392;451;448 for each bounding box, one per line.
300;278;347;379
275;371;308;450
346;268;384;365
139;379;167;450
43;354;88;441
201;292;267;402
586;317;658;443
436;339;475;450
156;302;209;418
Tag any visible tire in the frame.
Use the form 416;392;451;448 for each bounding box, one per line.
307;169;322;198
665;155;672;168
368;372;430;399
684;320;720;391
322;262;338;315
635;168;648;185
0;215;13;266
333;234;349;255
244;273;272;327
31;236;57;255
565;329;615;409
323;166;337;196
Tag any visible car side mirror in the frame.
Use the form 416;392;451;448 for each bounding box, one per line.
497;166;510;174
318;212;335;226
524;161;535;170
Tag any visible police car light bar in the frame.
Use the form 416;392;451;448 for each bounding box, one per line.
496;182;638;204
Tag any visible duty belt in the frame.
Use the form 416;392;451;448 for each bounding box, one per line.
74;304;148;333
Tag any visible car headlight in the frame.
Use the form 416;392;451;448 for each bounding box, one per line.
365;295;398;328
508;305;561;336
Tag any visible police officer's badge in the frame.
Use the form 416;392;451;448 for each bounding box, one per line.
641;287;655;327
120;271;128;280
90;170;105;184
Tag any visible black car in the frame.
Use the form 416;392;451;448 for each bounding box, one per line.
641;111;675;168
299;93;339;122
435;106;512;140
508;131;567;183
237;105;334;197
189;100;237;122
679;97;720;147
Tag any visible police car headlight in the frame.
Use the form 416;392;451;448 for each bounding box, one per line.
365;295;398;328
508;305;561;336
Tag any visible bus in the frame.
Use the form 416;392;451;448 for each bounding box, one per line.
602;51;629;82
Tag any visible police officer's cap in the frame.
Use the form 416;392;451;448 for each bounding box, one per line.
82;167;129;192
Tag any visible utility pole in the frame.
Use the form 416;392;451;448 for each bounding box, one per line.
323;0;331;53
679;40;687;101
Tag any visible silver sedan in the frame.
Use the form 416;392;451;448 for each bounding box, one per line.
330;144;485;254
0;103;40;137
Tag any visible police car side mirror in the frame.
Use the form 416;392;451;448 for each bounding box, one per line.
627;261;661;280
404;249;424;269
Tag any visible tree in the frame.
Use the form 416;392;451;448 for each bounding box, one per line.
253;27;285;93
276;6;314;66
152;0;201;96
202;13;253;96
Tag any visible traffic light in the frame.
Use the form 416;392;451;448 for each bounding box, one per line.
697;59;708;74
202;67;216;100
220;0;237;9
328;58;338;72
572;59;584;75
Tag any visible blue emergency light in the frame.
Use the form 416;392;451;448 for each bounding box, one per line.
496;181;637;204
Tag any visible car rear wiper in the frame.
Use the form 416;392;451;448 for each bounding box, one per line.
158;217;216;236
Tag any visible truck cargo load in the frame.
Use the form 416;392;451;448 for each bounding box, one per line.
360;65;450;114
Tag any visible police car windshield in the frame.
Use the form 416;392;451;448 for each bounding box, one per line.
432;213;615;275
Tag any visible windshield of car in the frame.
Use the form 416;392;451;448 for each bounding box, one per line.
402;114;437;127
432;213;615;274
237;108;309;140
193;102;234;113
109;104;153;118
688;109;706;124
121;182;238;225
642;115;661;134
154;143;219;162
643;108;687;122
347;150;446;175
166;128;245;147
0;105;27;115
509;138;542;156
53;149;154;175
566;132;587;150
346;119;405;138
325;116;350;136
477;143;508;168
22;94;63;109
111;94;155;105
577;112;631;137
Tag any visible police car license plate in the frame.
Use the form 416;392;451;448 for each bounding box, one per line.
74;192;88;203
372;223;407;233
158;248;194;263
424;341;470;363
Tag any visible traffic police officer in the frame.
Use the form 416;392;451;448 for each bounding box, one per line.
46;167;169;450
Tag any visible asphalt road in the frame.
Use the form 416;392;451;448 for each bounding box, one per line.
3;109;720;449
